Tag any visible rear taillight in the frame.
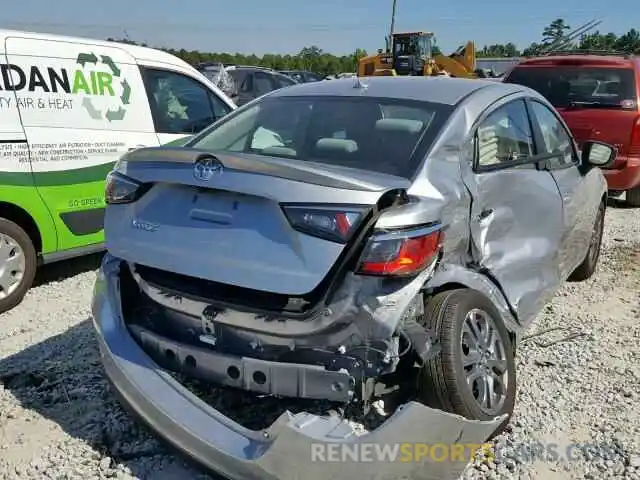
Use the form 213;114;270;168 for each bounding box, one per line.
630;117;640;156
282;204;367;244
105;171;148;204
357;224;442;277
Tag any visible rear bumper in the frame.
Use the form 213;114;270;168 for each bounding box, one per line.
128;324;355;402
602;155;640;191
92;253;505;480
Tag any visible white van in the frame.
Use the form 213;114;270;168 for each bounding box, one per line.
0;29;236;313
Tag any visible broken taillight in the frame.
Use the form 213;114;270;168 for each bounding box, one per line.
281;204;367;244
357;224;443;277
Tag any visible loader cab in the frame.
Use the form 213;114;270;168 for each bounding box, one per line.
392;32;434;76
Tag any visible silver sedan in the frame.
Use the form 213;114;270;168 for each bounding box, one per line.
93;75;615;480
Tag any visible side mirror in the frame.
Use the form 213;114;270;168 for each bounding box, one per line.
581;140;616;169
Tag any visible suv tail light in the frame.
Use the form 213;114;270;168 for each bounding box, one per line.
357;224;443;277
282;204;367;244
105;171;150;204
630;116;640;157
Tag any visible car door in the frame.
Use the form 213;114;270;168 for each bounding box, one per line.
4;35;159;252
140;67;233;146
526;98;597;278
465;97;565;325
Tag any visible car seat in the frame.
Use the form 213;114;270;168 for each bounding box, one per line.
372;118;425;176
477;124;501;166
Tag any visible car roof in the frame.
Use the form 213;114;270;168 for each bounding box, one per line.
228;65;275;72
268;76;526;106
515;54;639;69
0;28;191;68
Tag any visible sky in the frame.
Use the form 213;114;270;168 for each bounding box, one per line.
3;0;639;56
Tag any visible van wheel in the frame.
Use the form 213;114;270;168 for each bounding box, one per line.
0;218;37;314
569;200;605;282
626;187;640;207
417;289;516;438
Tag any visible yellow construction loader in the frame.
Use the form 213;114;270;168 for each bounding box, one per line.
357;31;477;78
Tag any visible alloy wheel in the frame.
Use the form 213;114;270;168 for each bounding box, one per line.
460;308;509;415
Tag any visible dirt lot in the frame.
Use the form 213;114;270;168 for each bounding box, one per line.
1;201;639;480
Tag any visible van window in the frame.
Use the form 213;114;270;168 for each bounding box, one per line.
141;68;231;134
505;66;637;109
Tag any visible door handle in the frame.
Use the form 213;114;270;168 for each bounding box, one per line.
478;208;493;220
128;145;147;151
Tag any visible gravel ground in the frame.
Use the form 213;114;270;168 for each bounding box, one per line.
0;200;638;480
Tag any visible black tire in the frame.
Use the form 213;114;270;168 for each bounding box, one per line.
569;200;605;282
417;288;516;437
0;218;37;314
626;186;640;207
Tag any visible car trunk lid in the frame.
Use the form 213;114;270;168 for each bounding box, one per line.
104;147;411;297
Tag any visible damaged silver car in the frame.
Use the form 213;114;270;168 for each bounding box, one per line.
92;76;615;480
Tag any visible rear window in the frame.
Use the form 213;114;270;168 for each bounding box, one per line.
189;96;453;178
505;66;637;109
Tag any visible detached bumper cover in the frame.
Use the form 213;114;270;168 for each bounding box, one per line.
92;254;505;480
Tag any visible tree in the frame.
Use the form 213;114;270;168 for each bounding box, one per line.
104;22;640;73
614;28;640;53
542;18;571;47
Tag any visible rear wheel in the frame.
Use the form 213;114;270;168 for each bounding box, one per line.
0;218;37;314
417;289;516;437
626;186;640;207
569;200;605;281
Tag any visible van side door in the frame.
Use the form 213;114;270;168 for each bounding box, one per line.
3;36;159;254
139;67;233;146
0;47;58;256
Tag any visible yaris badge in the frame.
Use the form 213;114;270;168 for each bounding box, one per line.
193;156;223;181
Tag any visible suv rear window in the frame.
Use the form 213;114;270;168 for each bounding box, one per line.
505;66;637;109
189;96;453;179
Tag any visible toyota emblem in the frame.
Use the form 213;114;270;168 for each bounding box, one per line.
193;156;223;181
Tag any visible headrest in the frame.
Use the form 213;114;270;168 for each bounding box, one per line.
315;138;359;154
375;118;424;134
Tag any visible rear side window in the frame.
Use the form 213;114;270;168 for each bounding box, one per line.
189;96;453;179
254;72;276;96
505;66;637;109
274;74;297;88
288;73;305;83
227;69;248;86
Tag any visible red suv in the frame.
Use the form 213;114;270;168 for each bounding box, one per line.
503;53;640;206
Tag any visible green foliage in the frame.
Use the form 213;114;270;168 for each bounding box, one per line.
107;38;367;75
106;19;640;75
